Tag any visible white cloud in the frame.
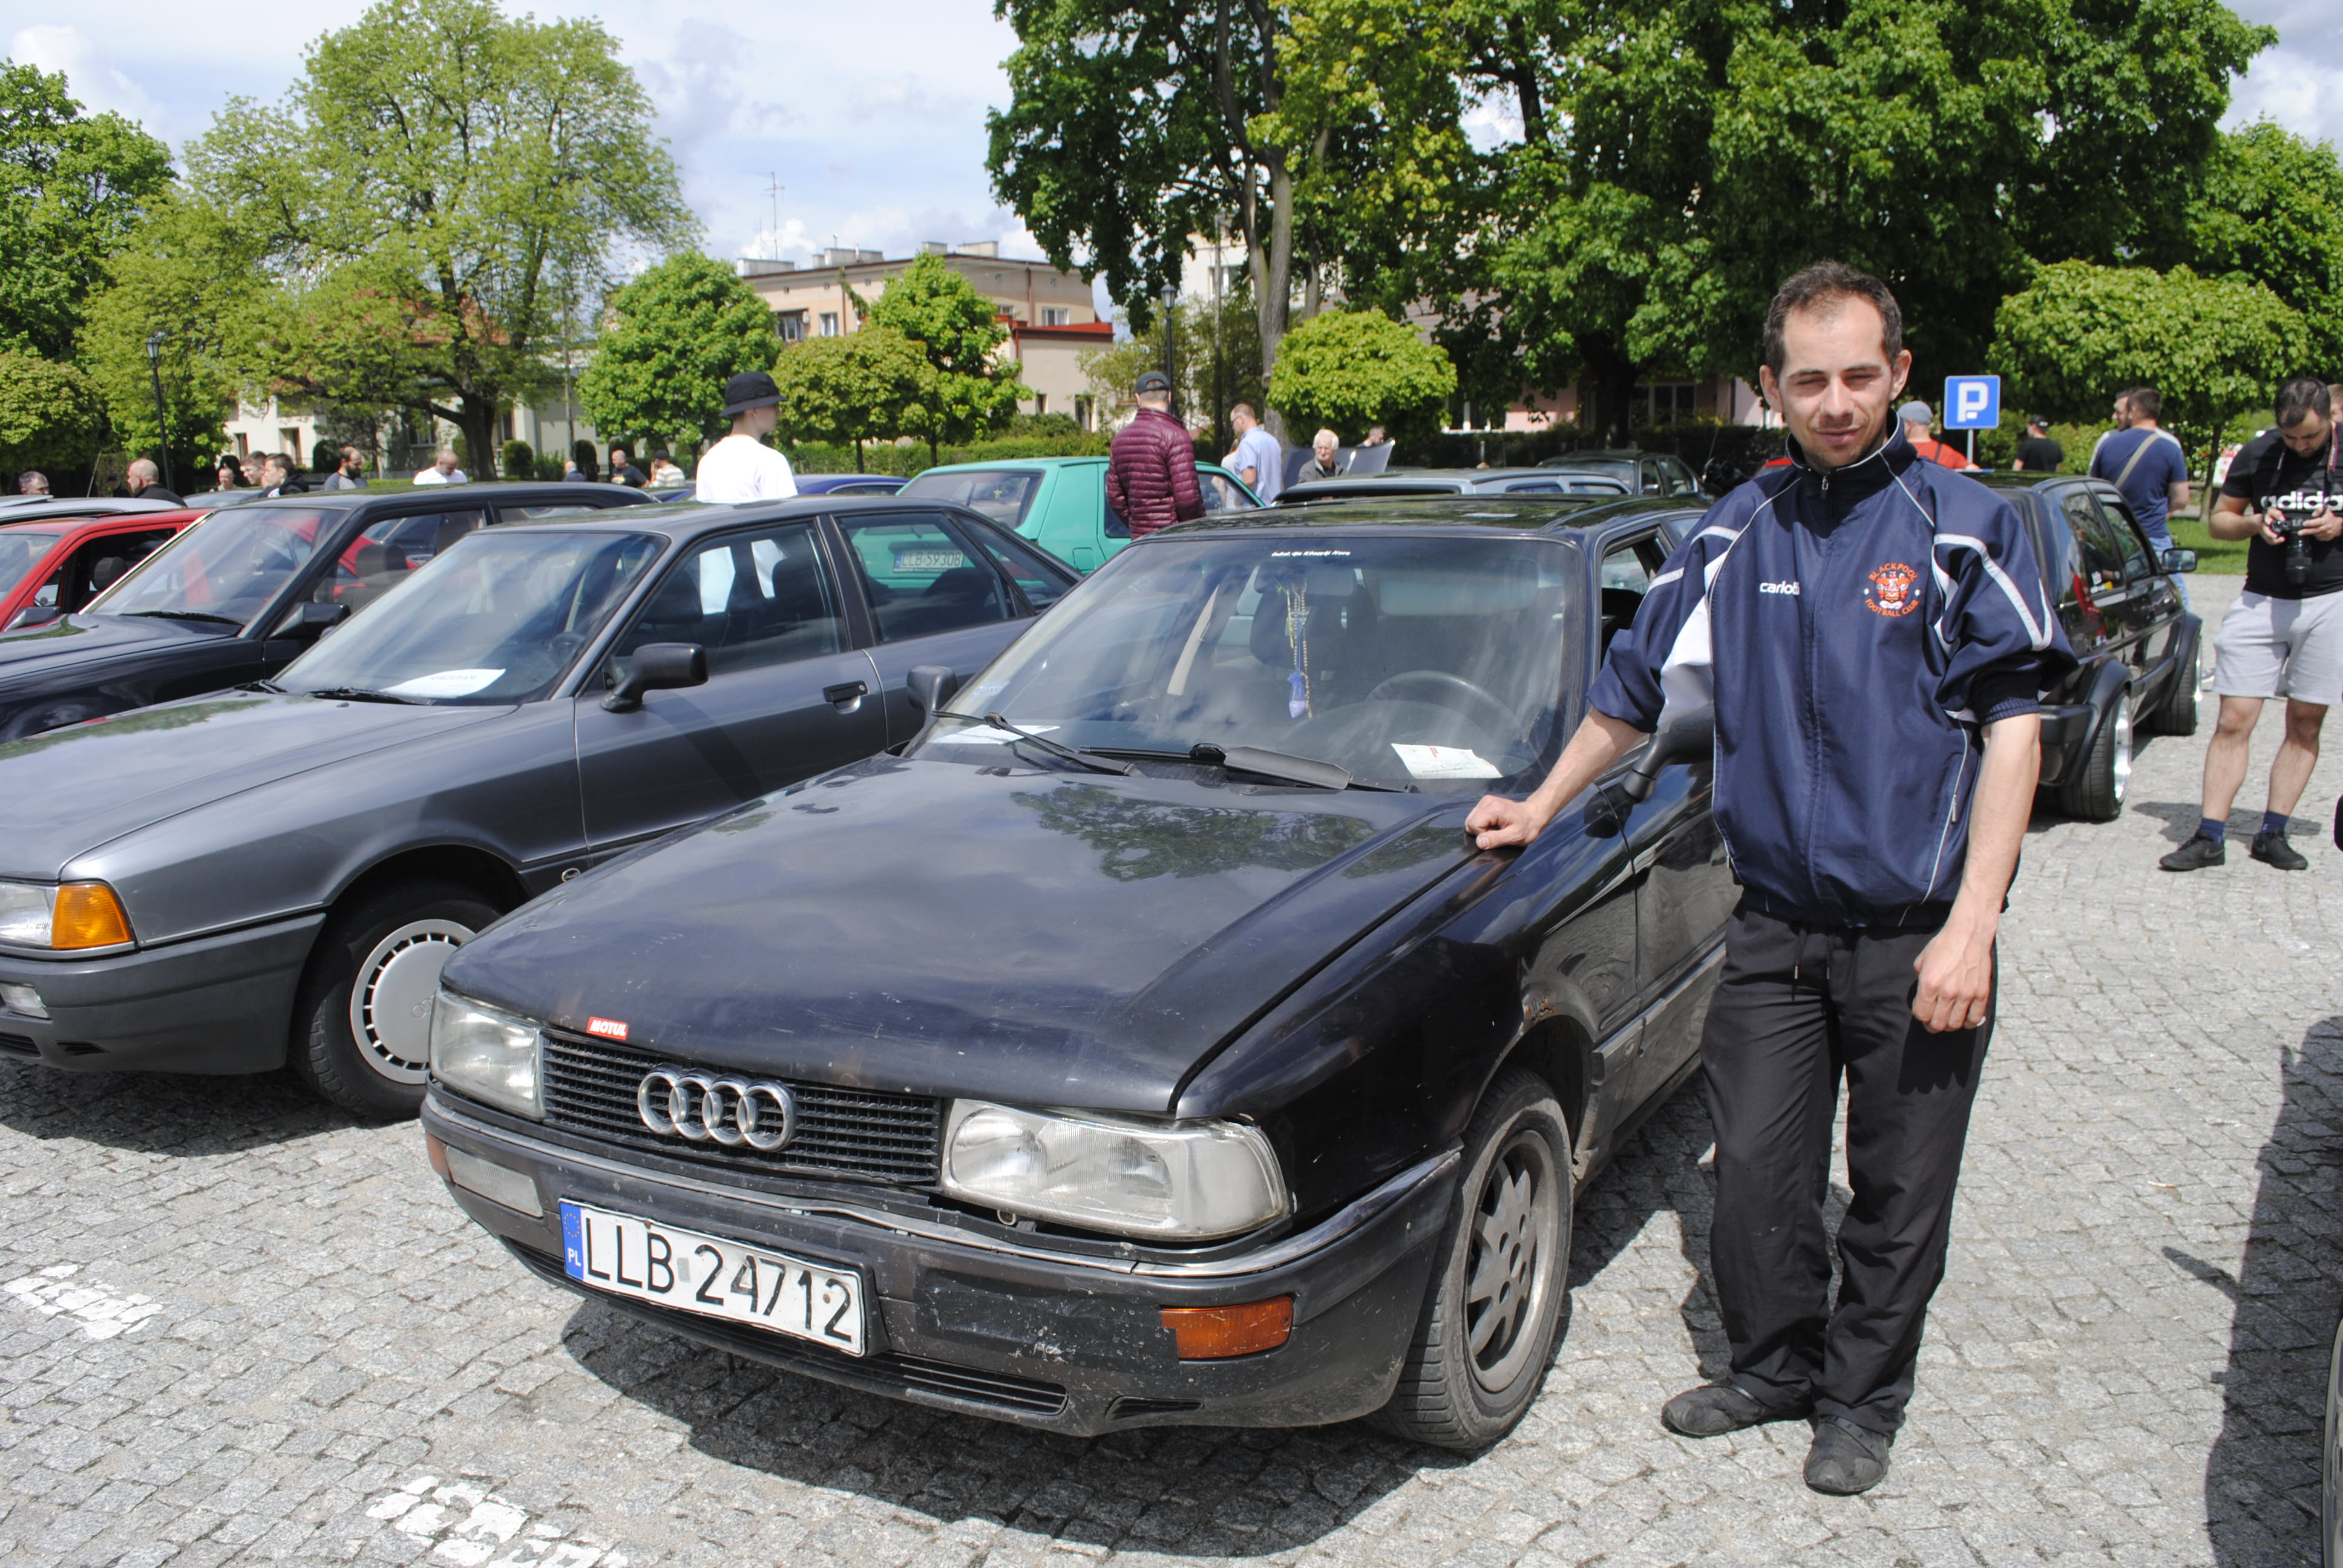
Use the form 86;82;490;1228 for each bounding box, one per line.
2223;0;2342;145
10;24;168;133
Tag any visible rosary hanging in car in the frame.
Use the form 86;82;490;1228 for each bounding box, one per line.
1286;581;1313;719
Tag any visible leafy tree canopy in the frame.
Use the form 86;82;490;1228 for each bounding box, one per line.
0;350;107;481
0;62;172;361
185;0;692;475
770;327;932;468
1267;309;1456;443
579;252;778;455
864;254;1026;460
2179;122;2343;371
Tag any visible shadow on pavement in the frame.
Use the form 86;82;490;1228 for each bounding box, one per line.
0;1057;356;1154
2171;1014;2342;1565
554;1080;1711;1555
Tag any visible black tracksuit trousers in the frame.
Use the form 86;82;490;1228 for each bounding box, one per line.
1702;903;1991;1438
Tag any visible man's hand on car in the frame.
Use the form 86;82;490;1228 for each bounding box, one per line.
1466;708;1648;851
1467;793;1555;849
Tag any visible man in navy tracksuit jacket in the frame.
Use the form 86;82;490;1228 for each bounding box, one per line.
1470;263;2074;1494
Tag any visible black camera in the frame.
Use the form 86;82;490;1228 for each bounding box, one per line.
2268;506;2312;587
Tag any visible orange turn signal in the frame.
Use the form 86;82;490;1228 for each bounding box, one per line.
51;883;133;949
1161;1296;1294;1360
424;1132;451;1178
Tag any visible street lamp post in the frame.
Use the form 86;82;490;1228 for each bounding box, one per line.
1160;283;1178;424
142;332;175;494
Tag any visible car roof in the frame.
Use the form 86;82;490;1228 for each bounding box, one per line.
472;490;1046;546
0;497;187;521
908;456;1105;476
1155;493;1703;538
1973;472;2082;491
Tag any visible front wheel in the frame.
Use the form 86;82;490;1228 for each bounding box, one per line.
2057;687;2132;822
292;878;502;1117
1374;1067;1573;1449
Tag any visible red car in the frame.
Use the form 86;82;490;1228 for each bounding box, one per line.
0;501;200;632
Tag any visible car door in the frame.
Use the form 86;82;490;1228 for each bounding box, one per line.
2090;485;2183;692
832;509;1040;745
36;524;185;612
2060;486;2145;683
574;519;885;855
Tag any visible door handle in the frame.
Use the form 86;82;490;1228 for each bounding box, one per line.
824;680;868;708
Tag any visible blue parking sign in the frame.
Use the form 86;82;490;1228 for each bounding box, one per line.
1944;375;2001;430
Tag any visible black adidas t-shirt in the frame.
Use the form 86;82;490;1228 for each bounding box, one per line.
2221;427;2343;598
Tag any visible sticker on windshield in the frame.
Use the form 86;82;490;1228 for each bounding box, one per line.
384;668;505;698
1270;549;1351;558
932;723;1059;745
1391;743;1501;779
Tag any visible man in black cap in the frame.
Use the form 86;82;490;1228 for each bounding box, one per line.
695;370;798;503
1105;369;1203;538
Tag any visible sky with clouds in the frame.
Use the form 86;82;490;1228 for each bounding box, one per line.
7;0;2337;284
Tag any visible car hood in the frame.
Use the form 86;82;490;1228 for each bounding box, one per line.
0;612;229;681
448;757;1477;1114
0;691;510;878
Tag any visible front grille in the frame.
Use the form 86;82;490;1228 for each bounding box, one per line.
0;1033;34;1057
538;1029;943;1186
508;1241;1068;1416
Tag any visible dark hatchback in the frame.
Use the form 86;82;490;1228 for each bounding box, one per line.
0;497;1075;1114
0;483;649;739
1978;473;2201;820
421;494;1734;1447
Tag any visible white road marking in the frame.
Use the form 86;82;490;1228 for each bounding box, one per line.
2;1264;161;1339
362;1474;628;1566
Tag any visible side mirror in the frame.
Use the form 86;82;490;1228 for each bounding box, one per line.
270;600;350;642
603;642;707;711
2161;547;2198;575
1611;706;1715;809
906;664;960;713
4;605;64;633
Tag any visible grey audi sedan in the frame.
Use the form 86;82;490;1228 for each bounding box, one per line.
0;497;1073;1114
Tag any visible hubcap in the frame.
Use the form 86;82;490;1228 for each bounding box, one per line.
2111;703;2133;805
1463;1128;1562;1393
349;920;474;1083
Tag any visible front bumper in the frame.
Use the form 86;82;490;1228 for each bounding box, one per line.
0;912;326;1074
422;1089;1454;1436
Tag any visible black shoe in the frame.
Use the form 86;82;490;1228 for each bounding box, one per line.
2250;831;2308;871
1660;1382;1809;1437
1804;1416;1892;1495
2160;833;2226;872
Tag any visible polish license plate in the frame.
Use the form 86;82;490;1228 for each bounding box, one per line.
559;1200;865;1355
893;547;965;572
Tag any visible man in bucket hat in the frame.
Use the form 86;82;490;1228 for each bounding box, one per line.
695;371;799;503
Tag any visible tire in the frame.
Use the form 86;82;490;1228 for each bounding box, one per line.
2148;643;2202;737
1373;1067;1573;1449
292;877;502;1118
2056;686;2132;823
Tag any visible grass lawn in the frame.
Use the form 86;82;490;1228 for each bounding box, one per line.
2168;511;2249;574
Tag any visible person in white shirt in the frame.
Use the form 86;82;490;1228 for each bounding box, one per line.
413;448;467;485
1225;402;1283;502
647;451;687;487
694;371;798;503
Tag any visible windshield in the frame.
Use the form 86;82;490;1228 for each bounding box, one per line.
280;529;663;704
921;534;1583;788
898;468;1044;528
90;506;337;626
0;531;59;587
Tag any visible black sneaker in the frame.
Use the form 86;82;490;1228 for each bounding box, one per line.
1804;1416;1892;1495
1660;1382;1810;1437
2251;831;2308;871
2160;833;2226;872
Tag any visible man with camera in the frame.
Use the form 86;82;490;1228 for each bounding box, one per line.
2162;377;2342;872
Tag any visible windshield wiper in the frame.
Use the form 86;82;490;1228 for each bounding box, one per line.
124;610;241;627
237;679;284;693
301;686;420;705
1087;742;1414;792
980;712;1136;776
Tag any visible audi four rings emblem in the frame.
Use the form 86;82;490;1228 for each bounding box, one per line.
637;1068;797;1151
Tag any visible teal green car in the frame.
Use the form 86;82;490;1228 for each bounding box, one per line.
898;455;1260;572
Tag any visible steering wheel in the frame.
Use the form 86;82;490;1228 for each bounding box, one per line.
1365;670;1525;748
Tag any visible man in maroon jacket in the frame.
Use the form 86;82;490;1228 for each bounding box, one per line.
1106;370;1204;538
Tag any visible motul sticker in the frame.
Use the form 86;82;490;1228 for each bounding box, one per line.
586;1017;629;1040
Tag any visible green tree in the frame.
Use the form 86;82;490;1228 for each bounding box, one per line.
864;253;1025;462
2180;123;2343;371
0;351;106;483
579;252;778;456
1080;290;1263;449
770;327;931;468
0;62;173;361
1267;309;1456;445
1994;261;2305;494
186;0;693;477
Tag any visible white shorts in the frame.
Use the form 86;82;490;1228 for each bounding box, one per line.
2213;590;2343;703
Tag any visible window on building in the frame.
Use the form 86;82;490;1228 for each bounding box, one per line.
1034;393;1048;415
819;312;841;337
1630;382;1697;427
1041;307;1071;327
278;426;301;455
777;311;805;343
1073;395;1094;431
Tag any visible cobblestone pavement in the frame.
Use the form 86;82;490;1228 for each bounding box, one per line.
6;578;2339;1567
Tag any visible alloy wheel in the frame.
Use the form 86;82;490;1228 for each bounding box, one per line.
349;919;475;1083
1464;1128;1562;1393
2111;702;2134;806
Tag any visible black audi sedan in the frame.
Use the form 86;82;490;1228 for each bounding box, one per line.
0;497;1073;1116
1977;473;2201;820
421;494;1729;1447
0;482;649;739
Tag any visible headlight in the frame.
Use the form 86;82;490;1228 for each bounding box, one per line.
940;1100;1288;1240
0;881;134;950
428;990;543;1119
